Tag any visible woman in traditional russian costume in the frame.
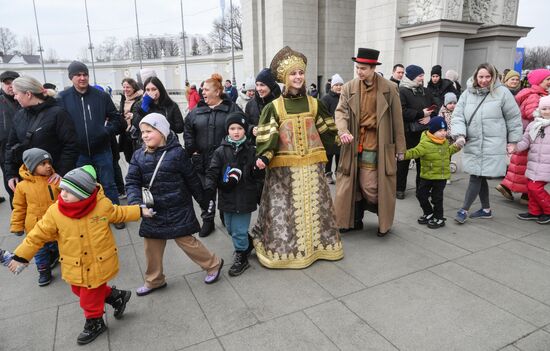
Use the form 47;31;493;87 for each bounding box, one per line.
252;46;344;269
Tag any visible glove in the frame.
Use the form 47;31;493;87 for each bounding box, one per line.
141;94;153;112
191;154;204;174
222;166;241;191
11;231;24;236
454;136;466;149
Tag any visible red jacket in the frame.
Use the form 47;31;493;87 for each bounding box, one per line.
516;85;549;129
188;89;200;111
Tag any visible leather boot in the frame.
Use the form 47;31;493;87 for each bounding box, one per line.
105;286;131;319
76;317;107;345
228;251;250;276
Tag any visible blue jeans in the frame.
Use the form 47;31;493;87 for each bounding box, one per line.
223;212;251;251
77;150;119;205
35;241;58;270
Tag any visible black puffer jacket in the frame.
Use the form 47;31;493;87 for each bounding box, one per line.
427;78;458;108
320;91;341;155
0;89;20;143
133;98;184;134
205;138;261;214
399;76;439;132
125;133;204;239
244;85;281;137
5;97;79;179
184;98;241;172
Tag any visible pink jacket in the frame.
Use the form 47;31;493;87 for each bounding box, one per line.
516;86;549;130
516;122;550;182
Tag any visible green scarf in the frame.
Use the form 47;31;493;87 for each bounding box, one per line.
226;135;247;148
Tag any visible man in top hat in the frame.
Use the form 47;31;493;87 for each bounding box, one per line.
334;48;406;236
0;70;22;204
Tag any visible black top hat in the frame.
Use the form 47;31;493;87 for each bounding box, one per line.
351;48;382;65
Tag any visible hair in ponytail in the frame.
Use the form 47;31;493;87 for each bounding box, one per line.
12;76;54;99
205;73;224;98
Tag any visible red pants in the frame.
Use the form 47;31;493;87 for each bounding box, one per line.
527;180;550;216
71;284;112;319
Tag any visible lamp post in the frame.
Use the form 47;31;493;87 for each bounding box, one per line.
32;0;46;82
133;0;143;69
179;0;189;84
230;0;236;86
84;0;97;84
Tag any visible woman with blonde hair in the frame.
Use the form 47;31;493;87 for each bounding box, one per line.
6;75;78;191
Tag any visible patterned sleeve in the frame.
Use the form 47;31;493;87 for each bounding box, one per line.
255;102;280;162
315;98;338;149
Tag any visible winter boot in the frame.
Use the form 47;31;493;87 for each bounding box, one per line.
228;251;250;277
76;317;107;345
243;234;254;256
38;266;52;287
105;286;131;319
199;220;215;237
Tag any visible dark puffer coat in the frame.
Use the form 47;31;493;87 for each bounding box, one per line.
5;97;78;179
133;98;184;134
125;133;204;239
183;97;241;172
204;138;261;214
244;85;281;137
427;78;458;108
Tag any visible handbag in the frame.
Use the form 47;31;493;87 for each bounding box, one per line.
8;111;46;165
142;150;167;207
407;120;429;132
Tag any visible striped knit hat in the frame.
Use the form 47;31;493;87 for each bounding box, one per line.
59;165;97;200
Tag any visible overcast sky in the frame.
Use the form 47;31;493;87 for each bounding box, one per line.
0;0;546;60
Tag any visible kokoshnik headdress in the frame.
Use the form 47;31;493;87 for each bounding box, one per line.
270;46;307;86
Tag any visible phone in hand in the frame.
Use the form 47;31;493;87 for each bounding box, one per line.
427;104;438;111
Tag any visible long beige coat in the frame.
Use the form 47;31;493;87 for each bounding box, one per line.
334;75;406;233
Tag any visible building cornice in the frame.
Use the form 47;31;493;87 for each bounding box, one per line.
398;19;483;39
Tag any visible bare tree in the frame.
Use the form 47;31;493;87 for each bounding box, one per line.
115;38;134;60
0;27;17;54
198;35;212;55
158;37;179;57
19;35;37;55
45;48;58;63
96;36;118;62
191;36;200;56
78;47;90;62
524;46;550;70
208;4;243;52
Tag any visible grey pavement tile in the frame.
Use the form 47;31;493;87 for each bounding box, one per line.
520;231;550;252
302;260;366;297
456;247;550;304
341;270;534;351
185;271;258;336
179;339;224;351
227;262;332;321
335;232;446;287
0;307;57;351
304;300;398;351
499;241;550;267
111;223;132;247
430;262;550;327
107;276;214;351
109;245;146;289
219;312;338;351
500;345;522;351
393;223;471;260
54;301;109;351
514;330;550;351
470;216;539;239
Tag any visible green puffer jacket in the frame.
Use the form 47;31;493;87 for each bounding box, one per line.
404;131;460;180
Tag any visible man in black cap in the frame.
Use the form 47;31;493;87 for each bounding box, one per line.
57;61;126;229
0;70;21;204
334;48;406;237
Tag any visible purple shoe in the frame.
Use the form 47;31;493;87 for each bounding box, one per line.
204;259;224;284
136;282;167;296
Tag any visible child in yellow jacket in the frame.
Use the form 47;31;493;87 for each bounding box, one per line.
8;165;154;345
10;148;61;286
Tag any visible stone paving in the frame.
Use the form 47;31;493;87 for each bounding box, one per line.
1;169;550;351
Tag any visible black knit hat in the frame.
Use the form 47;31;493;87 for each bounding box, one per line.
431;65;442;77
68;61;89;79
255;68;278;92
405;65;425;80
0;71;19;82
429;116;447;134
225;111;248;132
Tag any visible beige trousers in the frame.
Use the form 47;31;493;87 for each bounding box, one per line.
359;167;378;204
143;236;220;288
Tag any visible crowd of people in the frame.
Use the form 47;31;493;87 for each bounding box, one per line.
1;46;550;345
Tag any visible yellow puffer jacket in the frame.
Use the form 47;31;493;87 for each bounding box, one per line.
10;165;60;233
14;187;141;288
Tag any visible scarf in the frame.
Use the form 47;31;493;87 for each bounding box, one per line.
58;188;98;219
427;131;445;144
529;117;550;142
226;135;247;148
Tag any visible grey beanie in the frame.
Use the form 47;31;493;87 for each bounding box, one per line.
68;61;89;79
59;165;97;200
444;92;457;105
22;148;52;173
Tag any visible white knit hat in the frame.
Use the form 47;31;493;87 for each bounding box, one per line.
140;113;171;139
244;77;255;91
140;68;157;82
331;74;344;86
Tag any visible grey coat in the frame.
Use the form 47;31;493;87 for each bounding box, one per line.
451;79;522;177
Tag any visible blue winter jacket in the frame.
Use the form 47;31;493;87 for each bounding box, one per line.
125;133;205;239
57;86;124;156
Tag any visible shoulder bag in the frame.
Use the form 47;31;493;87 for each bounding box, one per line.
142;150;167;208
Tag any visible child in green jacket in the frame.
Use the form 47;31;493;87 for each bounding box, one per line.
404;117;461;228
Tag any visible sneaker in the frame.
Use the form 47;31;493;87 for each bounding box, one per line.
417;213;433;225
396;191;405;200
470;209;493;219
228;251;250;276
199;220;215;237
38;268;52;286
114;222;126;230
427;218;446;229
495;184;513;200
105;286;131;319
0;196;5;203
537;215;550;224
517;212;540;221
118;192;127;200
77;317;107;345
204;259;224;284
454;209;468;224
